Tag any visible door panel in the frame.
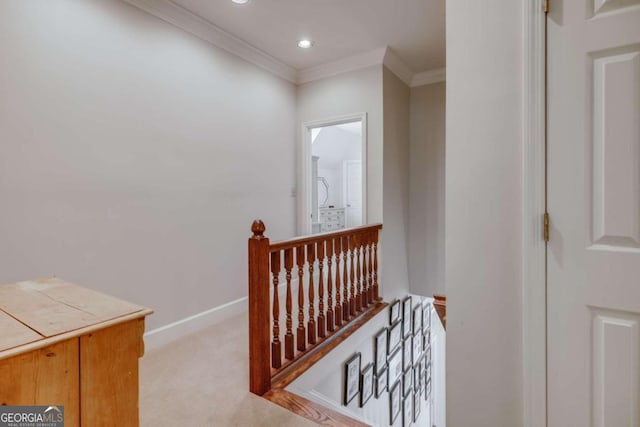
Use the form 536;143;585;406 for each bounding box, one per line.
547;1;640;426
591;307;640;427
592;46;640;249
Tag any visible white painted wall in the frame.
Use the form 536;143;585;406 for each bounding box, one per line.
382;68;411;301
409;82;446;297
0;0;297;331
297;65;383;226
297;65;412;301
446;1;524;426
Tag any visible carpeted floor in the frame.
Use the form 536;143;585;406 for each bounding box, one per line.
139;313;318;426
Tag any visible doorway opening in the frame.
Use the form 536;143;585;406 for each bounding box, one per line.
299;113;367;235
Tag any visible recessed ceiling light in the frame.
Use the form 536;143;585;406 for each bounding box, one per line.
297;39;314;49
231;0;249;4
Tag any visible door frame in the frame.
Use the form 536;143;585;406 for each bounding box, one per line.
298;112;368;235
523;0;547;426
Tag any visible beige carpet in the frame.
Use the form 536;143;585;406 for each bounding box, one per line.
139;313;318;426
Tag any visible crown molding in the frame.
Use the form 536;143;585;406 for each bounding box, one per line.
382;48;414;86
122;0;297;83
296;47;387;84
122;0;444;87
411;67;446;87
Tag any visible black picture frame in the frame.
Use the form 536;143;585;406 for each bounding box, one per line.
374;327;388;374
423;328;430;351
413;363;421;392
418;357;426;392
403;336;413;372
403;394;413;427
412;305;422;336
425;344;431;367
376;367;388;398
403;368;412;397
424;362;431;400
412;332;423;364
360;363;374;407
402;296;412;338
388;320;402;355
388;347;403;386
343;352;361;406
413;389;422;422
389;380;402;425
422;302;431;334
389;299;401;324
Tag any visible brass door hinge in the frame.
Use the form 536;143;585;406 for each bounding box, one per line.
543;0;549;13
543;212;550;242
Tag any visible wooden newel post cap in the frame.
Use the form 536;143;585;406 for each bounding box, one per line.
251;220;266;239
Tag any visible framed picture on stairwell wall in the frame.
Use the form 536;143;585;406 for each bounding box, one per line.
389;299;401;324
343;352;361;406
388;320;402;355
402;296;412;338
422;301;431;334
374;327;388;374
403;394;413;427
388;347;403;386
360;363;374;407
412;305;422;336
389;380;402;425
376;367;388;398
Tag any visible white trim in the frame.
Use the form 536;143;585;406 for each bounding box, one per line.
143;296;247;351
121;1;447;87
523;0;547;426
298;113;368;235
382;48;414;86
122;0;297;83
297;48;387;84
411;67;446;86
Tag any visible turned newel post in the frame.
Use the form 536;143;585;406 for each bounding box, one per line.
248;220;271;395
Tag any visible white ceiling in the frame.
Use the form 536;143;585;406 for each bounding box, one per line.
169;0;445;74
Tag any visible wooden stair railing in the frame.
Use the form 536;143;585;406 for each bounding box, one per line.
248;220;384;396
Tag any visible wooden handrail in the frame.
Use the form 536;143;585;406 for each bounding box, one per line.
248;220;384;396
269;223;382;252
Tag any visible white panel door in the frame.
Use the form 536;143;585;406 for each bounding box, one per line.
547;1;640;426
343;160;362;228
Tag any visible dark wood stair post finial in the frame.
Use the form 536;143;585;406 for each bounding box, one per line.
251;219;266;239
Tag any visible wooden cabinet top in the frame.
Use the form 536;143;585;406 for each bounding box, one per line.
0;277;152;360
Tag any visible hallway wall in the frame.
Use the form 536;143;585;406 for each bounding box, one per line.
0;0;434;342
408;82;446;297
382;67;411;300
0;0;297;331
446;1;524;426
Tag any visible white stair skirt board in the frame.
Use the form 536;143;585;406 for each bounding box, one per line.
144;296;247;352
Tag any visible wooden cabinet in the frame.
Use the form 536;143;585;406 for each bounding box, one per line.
0;278;152;427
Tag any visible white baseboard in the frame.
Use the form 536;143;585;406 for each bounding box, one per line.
143;296;247;352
